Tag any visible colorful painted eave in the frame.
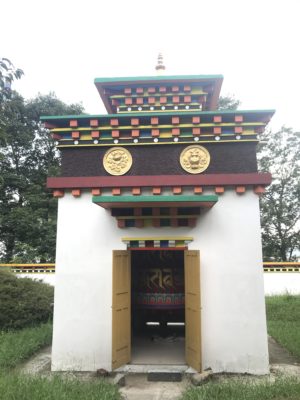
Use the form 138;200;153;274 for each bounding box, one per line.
92;194;218;209
94;74;224;112
40;109;275;124
40;109;275;147
94;74;224;84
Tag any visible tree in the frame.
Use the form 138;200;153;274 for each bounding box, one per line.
0;58;23;103
218;94;241;110
0;92;84;262
217;93;299;261
0;58;24;142
258;127;300;261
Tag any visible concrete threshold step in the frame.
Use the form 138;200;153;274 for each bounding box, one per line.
148;370;182;382
114;364;196;375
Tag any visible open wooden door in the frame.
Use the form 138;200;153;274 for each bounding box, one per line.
112;250;131;370
185;250;201;372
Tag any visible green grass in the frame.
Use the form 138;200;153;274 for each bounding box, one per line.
0;323;52;370
180;378;300;400
265;294;300;359
0;323;121;399
1;295;299;400
0;374;121;400
181;294;300;399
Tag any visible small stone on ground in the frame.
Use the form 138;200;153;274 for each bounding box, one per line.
191;369;213;386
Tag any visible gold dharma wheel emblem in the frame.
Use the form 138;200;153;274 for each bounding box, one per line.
180;145;210;174
103;147;133;176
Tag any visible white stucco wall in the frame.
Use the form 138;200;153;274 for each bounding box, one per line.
52;189;269;374
17;272;300;294
195;191;269;374
264;273;300;295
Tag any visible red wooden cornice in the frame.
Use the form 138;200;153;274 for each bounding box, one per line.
47;173;272;189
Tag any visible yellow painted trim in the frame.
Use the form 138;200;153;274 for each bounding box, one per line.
62;131;257;142
0;263;55;267
118;109;203;114
119;103;203;108
264;262;300;266
56;131;257;140
57;139;259;148
60;131;257;142
51;122;264;133
110;90;208;98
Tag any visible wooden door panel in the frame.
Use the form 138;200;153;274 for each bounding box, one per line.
185;250;201;372
112;250;131;370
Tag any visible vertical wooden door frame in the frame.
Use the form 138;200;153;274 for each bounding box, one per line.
112;248;201;371
112;250;131;370
185;250;201;372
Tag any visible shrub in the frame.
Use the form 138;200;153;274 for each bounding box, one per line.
0;270;54;330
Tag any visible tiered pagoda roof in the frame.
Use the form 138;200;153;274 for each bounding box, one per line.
42;74;274;149
42;73;274;228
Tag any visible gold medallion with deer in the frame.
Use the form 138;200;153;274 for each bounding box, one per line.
103;147;132;175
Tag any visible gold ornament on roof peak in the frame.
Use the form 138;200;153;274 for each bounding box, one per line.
155;53;166;75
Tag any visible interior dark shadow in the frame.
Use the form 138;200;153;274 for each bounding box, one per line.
131;250;185;364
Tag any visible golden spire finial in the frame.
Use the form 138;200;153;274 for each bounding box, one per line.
155;53;166;75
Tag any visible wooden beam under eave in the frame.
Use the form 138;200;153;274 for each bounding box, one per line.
53;189;64;198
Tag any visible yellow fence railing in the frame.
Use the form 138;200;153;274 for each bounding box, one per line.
263;262;300;273
0;262;300;274
0;264;55;274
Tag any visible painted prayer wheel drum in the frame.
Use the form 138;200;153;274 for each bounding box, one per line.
132;251;184;323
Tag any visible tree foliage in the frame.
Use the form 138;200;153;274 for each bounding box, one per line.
0;58;23;103
218;94;241;110
258;127;300;261
0;92;84;262
0;269;54;330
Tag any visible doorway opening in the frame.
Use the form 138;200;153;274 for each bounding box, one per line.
131;250;185;364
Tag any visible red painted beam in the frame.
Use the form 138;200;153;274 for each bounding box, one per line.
47;173;272;189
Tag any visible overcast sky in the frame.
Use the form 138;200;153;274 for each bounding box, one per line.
2;0;299;131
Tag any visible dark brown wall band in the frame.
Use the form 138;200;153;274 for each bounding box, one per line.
60;142;257;177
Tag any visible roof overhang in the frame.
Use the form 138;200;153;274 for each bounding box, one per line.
94;74;224;112
92;194;218;209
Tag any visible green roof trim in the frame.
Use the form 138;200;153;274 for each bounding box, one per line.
93;194;218;204
94;75;224;84
41;109;275;121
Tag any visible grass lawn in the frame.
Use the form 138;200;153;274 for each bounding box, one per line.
181;294;300;400
0;295;299;399
0;323;121;400
181;378;300;400
0;323;52;370
0;374;121;400
265;294;300;359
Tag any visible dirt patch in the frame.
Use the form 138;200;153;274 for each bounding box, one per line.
268;336;300;365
